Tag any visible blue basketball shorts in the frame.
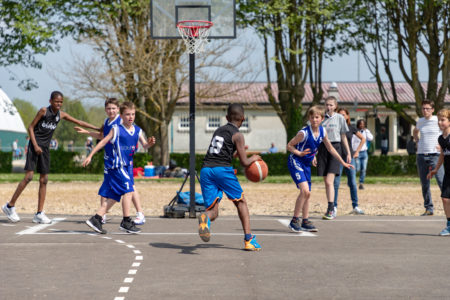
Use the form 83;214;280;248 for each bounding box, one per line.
288;158;312;191
200;166;244;210
98;167;134;202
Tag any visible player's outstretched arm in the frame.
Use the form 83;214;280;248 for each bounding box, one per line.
341;133;352;163
323;136;354;169
232;132;260;168
353;131;366;158
74;126;103;140
28;107;47;155
82;130;114;167
287;131;311;157
61;111;100;131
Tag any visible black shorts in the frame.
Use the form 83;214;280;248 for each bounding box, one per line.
441;174;450;199
24;144;50;174
317;142;342;176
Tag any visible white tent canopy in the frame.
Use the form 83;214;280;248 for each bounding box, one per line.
0;88;27;134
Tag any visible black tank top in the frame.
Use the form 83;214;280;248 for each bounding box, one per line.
202;123;239;168
34;106;61;147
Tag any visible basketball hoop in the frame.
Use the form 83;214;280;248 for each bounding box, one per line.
177;20;213;54
377;113;389;124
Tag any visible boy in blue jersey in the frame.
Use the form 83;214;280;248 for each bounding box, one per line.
83;102;155;234
286;106;353;232
75;98;146;225
198;103;262;251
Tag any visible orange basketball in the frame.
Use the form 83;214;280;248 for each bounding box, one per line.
245;160;268;182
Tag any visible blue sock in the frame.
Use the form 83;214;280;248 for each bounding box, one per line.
244;233;252;241
447;219;450;227
6;203;12;208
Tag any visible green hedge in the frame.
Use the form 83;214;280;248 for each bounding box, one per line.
8;150;419;176
0;152;12;172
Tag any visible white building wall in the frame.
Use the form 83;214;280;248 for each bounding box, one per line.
169;107;286;153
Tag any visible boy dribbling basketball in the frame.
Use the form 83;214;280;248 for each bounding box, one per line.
286;106;353;232
197;103;262;251
427;108;450;236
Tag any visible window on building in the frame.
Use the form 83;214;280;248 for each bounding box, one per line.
178;114;190;131
206;115;221;131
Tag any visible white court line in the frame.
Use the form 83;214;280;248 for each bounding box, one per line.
128;269;137;275
132;262;141;267
26;231;315;237
124;277;134;283
2;224;16;227
126;244;135;248
114;297;125;300
133;250;141;254
135;256;143;260
16;218;66;235
115;240;125;244
277;219;317;237
118;286;129;293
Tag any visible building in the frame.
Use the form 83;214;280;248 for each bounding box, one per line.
0;88;28;152
169;82;450;154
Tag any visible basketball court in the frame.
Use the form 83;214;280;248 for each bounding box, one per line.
1;214;450;299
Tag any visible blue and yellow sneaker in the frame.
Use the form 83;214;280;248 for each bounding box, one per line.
439;226;450;236
244;235;261;251
198;213;211;242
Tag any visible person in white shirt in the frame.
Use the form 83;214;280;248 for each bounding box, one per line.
352;120;373;190
413;100;444;216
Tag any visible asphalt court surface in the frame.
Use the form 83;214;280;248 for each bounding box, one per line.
1;215;450;299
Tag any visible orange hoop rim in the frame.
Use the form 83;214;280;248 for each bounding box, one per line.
176;20;213;30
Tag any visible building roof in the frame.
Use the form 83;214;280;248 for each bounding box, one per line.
0;88;27;133
178;82;450;105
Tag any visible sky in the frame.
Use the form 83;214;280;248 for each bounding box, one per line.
0;29;424;109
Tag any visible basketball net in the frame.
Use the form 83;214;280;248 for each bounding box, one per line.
377;113;389;123
177;20;213;54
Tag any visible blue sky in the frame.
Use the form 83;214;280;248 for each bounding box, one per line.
0;30;422;109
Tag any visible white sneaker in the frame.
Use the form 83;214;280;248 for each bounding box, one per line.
2;203;20;222
33;212;52;224
134;212;146;225
332;207;337;218
352;207;365;215
102;214;107;224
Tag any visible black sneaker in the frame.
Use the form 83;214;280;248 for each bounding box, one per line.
120;219;141;234
359;184;364;190
86;216;107;234
288;219;302;232
301;220;318;232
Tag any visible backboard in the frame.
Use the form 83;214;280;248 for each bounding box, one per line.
151;0;236;39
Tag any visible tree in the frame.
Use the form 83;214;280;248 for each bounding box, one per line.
53;98;90;146
0;1;86;89
238;0;358;140
12;98;37;128
52;0;258;165
353;0;449;123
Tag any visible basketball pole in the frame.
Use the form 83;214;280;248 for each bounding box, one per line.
188;52;196;218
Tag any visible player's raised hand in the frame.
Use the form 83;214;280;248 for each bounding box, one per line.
251;154;262;162
147;136;156;147
74;126;89;134
82;157;91;167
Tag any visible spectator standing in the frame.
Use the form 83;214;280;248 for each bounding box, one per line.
352;119;373;190
85;137;93;156
268;142;278;153
380;127;389;155
49;138;58;150
67;140;74;152
413;100;444;216
12;139;18;160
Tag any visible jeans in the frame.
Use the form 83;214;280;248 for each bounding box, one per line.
416;154;444;212
334;158;358;209
355;150;368;184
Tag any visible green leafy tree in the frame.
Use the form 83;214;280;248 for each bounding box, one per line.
12;98;37;128
352;0;449;123
53;98;90;146
238;0;359;140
